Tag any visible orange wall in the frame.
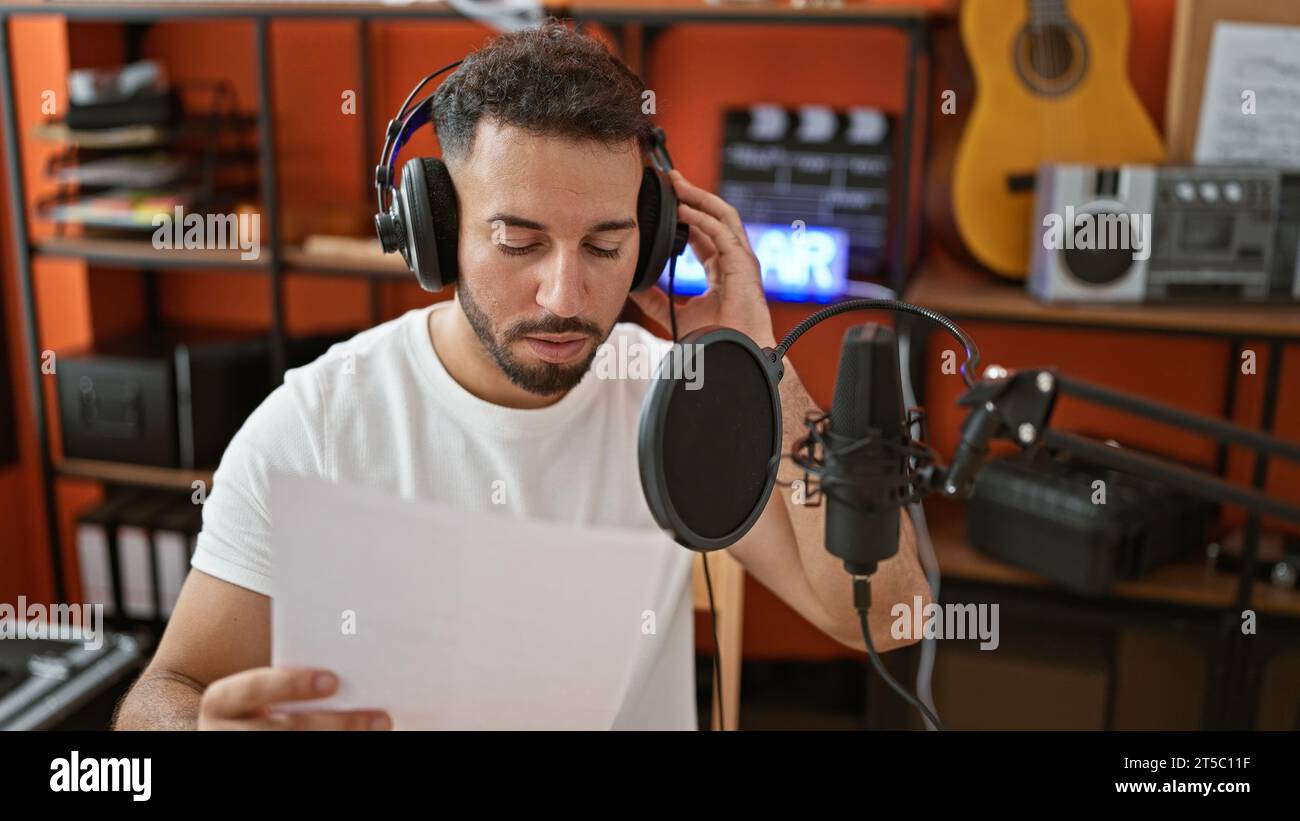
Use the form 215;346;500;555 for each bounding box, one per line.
1;17;90;606
3;3;1297;660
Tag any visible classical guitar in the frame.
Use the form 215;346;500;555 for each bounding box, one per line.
951;0;1165;280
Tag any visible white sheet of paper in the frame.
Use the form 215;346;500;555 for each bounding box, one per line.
1194;22;1300;167
269;472;694;730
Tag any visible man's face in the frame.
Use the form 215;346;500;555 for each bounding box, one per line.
449;119;644;396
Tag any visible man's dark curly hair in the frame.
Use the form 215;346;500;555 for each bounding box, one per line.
431;19;654;162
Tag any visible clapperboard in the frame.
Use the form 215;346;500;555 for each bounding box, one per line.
719;105;893;279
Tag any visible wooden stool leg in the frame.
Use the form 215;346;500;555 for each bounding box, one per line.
694;551;745;731
716;551;745;731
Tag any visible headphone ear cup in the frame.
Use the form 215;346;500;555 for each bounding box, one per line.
633;166;678;293
396;157;459;292
421;158;460;289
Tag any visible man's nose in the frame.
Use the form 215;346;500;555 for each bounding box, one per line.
534;246;588;318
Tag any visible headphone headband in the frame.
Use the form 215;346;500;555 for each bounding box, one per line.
374;55;686;294
647;126;675;173
375;60;462;216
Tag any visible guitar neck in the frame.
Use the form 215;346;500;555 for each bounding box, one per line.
1028;0;1071;27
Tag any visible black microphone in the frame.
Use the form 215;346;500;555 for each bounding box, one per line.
639;300;977;556
637;303;970;734
823;323;907;577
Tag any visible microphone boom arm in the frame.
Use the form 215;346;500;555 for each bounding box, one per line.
936;368;1300;526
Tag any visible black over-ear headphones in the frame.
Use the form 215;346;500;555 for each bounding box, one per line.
374;59;689;293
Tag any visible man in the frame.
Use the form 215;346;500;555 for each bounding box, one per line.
113;21;928;731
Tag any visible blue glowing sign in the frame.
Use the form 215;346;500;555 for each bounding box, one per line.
658;222;851;303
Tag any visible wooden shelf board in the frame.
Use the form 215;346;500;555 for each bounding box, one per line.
33;237;420;279
904;255;1300;340
1;1;944;21
58;458;213;491
0;1;458;17
35;236;267;271
1250;582;1300;619
565;1;943;22
282;246;412;279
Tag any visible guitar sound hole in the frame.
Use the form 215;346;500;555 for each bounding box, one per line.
1028;26;1073;79
1014;23;1089;96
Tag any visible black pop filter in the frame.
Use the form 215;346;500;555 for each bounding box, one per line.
638;326;784;551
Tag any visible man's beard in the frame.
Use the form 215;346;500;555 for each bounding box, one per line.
457;278;610;397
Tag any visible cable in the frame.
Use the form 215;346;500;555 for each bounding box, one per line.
666;250;723;731
897;327;942;730
908;501;942;731
701;552;725;731
767;294;962;729
854;577;946;731
667;254;679;344
774;299;981;390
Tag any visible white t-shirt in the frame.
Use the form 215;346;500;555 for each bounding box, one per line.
191;301;696;729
